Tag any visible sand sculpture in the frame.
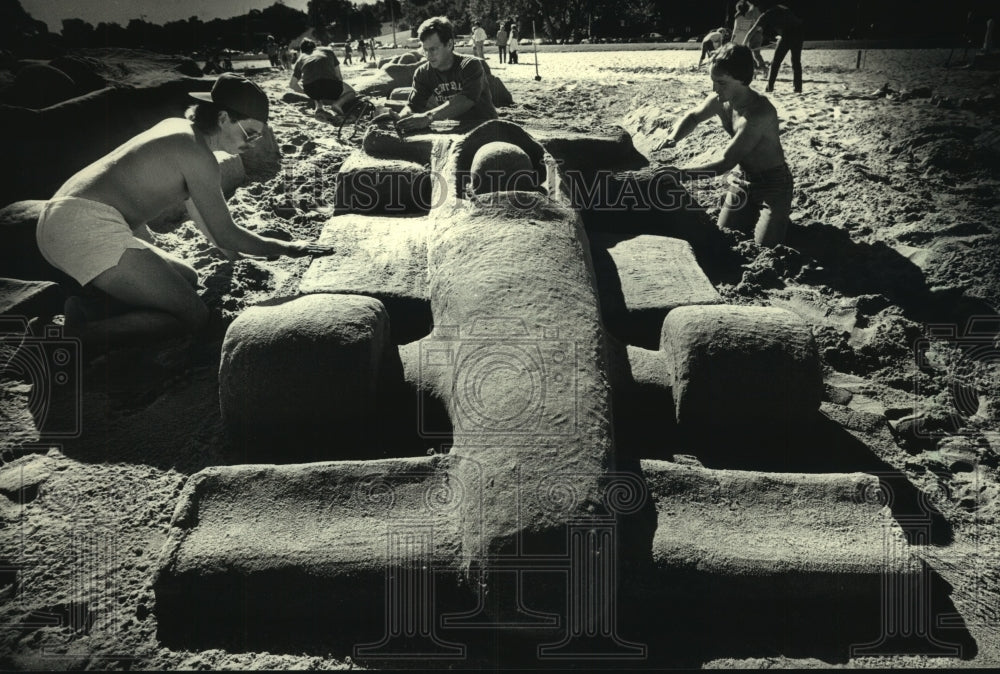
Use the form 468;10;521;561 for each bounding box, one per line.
145;118;966;664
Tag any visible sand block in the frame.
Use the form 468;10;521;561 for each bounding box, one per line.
154;455;469;649
361;126;434;164
214;151;245;198
381;62;423;89
219;293;391;460
5;63;78;109
639;460;911;601
238;125;281;179
662;305;823;428
335;152;431;214
488;74;513;107
527;126;647;174
388;86;412;101
590;233;722;348
350;68;397;98
300;214;431;343
0;278;64;319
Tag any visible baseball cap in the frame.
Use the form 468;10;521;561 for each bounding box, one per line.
190;72;269;123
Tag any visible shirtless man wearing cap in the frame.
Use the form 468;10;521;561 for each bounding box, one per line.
36;73;332;349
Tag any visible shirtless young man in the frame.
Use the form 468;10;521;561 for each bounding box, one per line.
36;73;332;349
654;43;793;247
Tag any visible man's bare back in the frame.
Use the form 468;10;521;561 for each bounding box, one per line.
54;118;214;229
717;93;786;175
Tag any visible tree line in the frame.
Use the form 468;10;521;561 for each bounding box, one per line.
2;0;993;59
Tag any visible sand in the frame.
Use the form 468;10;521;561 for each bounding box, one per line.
1;46;999;669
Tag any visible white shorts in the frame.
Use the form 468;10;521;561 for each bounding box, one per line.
36;196;152;286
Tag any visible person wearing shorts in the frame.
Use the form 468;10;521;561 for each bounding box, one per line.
654;43;793;247
36;73;332;350
289;38;356;117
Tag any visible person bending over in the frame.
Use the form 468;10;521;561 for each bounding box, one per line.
36;73;332;349
289;38;356;117
397;16;498;132
699;27;729;67
655;44;793;247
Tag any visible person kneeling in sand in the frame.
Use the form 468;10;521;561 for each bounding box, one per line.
36;73;333;349
654;44;793;247
396;16;498;132
289;38;356;118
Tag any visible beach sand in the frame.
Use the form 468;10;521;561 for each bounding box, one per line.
1;46;999;669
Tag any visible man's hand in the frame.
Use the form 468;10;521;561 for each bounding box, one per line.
397;112;433;132
282;240;335;258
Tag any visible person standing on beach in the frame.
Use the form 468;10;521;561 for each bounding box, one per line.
743;1;804;93
654;44;793;247
732;1;767;72
397;16;498;131
472;22;487;59
358;38;368;62
508;21;519;64
264;35;282;69
496;23;509;63
344;40;353;65
35;73;332;349
289;38;356;118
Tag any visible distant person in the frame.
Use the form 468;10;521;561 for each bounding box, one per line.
358;38;368;62
496;23;509;63
203;50;224;75
397;16;498;131
508;22;519;64
744;2;804;93
289;38;356;117
344;40;353;65
472;22;487;58
732;1;766;71
36;73;332;349
264;35;282;69
699;27;729;67
654;44;793;247
369;37;377;58
280;43;294;70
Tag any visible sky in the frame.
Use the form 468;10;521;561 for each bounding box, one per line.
21;0;376;32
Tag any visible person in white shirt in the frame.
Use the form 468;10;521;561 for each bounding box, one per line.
699;27;729;67
472;22;487;59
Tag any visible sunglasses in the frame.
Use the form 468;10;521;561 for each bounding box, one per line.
236;120;264;144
